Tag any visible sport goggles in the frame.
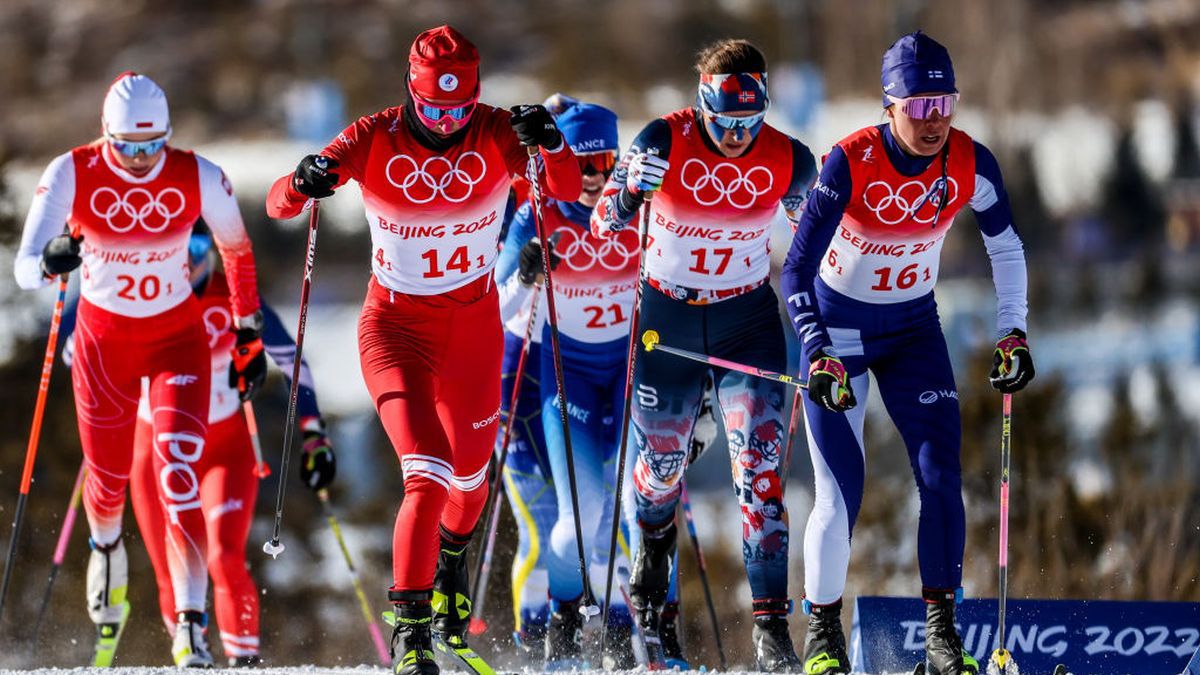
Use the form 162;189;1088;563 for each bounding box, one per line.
577;151;616;176
887;93;958;120
409;81;478;128
107;129;171;158
702;108;767;132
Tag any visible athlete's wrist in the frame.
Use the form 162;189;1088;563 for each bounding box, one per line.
235;310;263;333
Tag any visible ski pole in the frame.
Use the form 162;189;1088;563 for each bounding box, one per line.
0;272;70;621
600;194;652;659
989;393;1015;674
30;462;86;652
526;149;599;618
781;387;803;491
318;488;390;666
680;482;726;671
642;330;808;389
264;199;321;559
468;289;541;635
242;401;271;479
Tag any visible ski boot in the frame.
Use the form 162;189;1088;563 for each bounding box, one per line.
544;597;587;671
630;520;677;668
598;603;637;670
513;606;548;656
752;599;801;672
87;538;131;667
802;599;850;674
229;654;263;667
388;591;439;675
660;601;691;670
172;610;215;668
923;589;979;675
432;527;473;644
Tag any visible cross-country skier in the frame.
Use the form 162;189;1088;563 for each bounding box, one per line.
780;31;1035;675
14;71;266;667
591;39;817;671
57;224;335;667
266;25;580;675
497;98;645;670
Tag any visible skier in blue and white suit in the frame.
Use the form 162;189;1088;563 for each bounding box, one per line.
779;32;1036;675
496;98;644;670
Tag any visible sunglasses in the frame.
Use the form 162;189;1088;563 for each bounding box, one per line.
409;81;478;129
887;93;959;120
107;131;171;158
702;109;767;132
577;151;616;176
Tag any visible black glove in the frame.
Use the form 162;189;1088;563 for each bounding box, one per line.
509;104;562;150
517;237;561;286
41;233;82;278
292;155;340;199
807;349;856;413
989;328;1035;393
300;419;336;491
228;328;267;401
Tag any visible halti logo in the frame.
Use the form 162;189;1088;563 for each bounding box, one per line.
919;389;958;404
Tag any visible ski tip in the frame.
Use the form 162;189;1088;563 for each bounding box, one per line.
579;603;601;618
912;663;926;675
262;539;285;558
642;330;660;351
1052;666;1069;675
468;617;488;635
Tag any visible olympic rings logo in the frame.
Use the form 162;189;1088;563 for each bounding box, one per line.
89;187;187;233
679;159;773;209
385;151;487;204
202;306;232;349
862;177;959;226
553;225;639;272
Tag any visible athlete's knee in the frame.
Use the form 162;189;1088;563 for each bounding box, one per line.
207;546;249;586
915;441;963;497
632;455;682;506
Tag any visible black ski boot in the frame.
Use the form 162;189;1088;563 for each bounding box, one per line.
432;527;473;643
752;600;802;672
388;591;439;675
229;655;262;667
923;589;979;675
544;597;586;671
630;521;678;667
802;599;850;674
660;601;690;670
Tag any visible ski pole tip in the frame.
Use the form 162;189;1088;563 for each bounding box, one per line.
642;330;660;352
262;539;285;558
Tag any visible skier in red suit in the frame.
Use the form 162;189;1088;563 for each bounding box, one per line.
267;24;580;675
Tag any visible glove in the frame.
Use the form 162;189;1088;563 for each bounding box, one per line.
227;328;267;401
292;155;340;199
625;151;669;196
299;418;336;491
41;233;82;277
509;104;562;149
517;237;561;286
807;349;856;413
989;328;1035;393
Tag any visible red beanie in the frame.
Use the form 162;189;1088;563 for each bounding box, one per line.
408;25;480;101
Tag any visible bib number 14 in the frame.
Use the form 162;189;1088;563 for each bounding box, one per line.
417;246;486;279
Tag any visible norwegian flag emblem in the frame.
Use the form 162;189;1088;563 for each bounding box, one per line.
739;91;756;103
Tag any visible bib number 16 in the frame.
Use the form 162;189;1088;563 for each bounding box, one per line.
870;263;930;291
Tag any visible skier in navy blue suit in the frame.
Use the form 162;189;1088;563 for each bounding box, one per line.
780;32;1035;675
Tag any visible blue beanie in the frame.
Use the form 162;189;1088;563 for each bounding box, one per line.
554;102;618;154
880;31;956;106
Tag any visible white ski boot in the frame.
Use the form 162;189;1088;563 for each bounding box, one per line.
173;610;215;668
87;538;131;667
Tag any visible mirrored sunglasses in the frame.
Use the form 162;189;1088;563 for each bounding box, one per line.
888;93;959;120
108;131;171;158
577;151;616;176
703;109;767;132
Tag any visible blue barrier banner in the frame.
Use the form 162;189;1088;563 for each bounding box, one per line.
850;596;1200;674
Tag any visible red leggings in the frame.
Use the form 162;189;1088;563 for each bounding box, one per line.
131;411;259;657
358;276;502;592
71;298;211;612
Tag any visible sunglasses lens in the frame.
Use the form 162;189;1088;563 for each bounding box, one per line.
579;152;616;175
901;94;956;119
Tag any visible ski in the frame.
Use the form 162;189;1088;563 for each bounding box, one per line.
91;601;131;667
634;606;668;671
433;633;499;675
913;662;1069;674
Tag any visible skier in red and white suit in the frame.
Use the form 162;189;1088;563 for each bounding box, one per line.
14;72;265;668
266;25;580;675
